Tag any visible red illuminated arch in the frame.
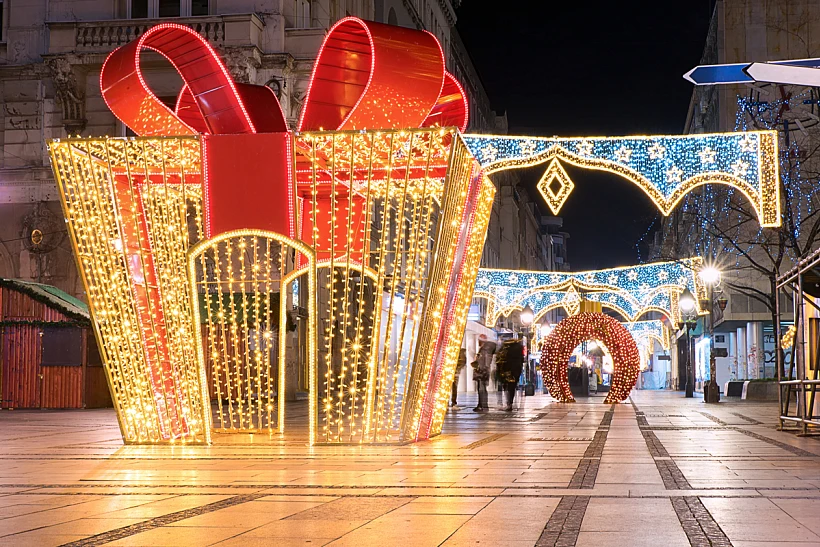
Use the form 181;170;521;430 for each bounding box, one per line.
540;312;640;404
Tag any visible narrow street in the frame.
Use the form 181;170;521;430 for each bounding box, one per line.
1;392;819;546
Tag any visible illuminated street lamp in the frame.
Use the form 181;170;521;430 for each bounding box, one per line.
699;266;721;285
678;287;697;398
700;267;722;404
540;322;553;337
519;305;535;396
520;304;534;326
679;288;696;312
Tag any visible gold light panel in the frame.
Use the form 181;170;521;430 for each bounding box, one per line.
51;129;495;446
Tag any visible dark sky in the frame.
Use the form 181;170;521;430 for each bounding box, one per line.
456;1;716;270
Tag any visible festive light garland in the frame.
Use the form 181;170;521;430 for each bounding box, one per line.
781;324;797;350
474;259;707;324
540;312;640;404
623;320;670;351
51;129;494;446
461;132;780;227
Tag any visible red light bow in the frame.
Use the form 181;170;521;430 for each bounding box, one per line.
101;18;468;242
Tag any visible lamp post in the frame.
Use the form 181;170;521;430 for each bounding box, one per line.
699;267;721;404
520;305;535;394
679;288;697;398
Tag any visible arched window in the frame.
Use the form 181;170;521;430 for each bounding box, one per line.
388;7;397;25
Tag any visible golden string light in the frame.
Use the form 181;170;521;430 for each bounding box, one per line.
51;129;494;446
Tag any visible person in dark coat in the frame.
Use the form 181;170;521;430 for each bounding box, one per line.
451;348;467;408
500;338;524;411
472;336;495;412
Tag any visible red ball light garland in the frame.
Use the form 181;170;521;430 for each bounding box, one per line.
540;312;640;404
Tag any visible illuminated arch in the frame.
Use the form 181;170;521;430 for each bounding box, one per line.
462;132;780;227
540;312;640;404
623;320;671;351
188;229;318;443
474;260;707;326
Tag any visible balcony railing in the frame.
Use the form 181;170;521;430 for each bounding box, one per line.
47;14;263;55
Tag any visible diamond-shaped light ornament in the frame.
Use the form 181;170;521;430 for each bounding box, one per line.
561;284;582;316
537;159;575;215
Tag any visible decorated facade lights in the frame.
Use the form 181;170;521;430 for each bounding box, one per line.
461;132;780;228
540;312;641;404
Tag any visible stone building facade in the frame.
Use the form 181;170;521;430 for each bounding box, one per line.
0;0;556;301
656;0;820;389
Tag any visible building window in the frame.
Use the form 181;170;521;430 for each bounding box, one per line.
388;7;397;25
131;0;149;18
159;0;181;17
295;0;311;28
129;0;208;18
192;0;209;15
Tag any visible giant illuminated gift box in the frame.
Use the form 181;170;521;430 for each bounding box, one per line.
49;19;494;445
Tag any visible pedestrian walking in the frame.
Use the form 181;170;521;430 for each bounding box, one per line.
451;348;467;408
498;338;524;411
472;335;495;412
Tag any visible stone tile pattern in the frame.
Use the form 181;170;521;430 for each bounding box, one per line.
634;399;693;490
0;392;819;546
568;406;614;489
671;496;732;547
61;494;267;547
535;495;590;547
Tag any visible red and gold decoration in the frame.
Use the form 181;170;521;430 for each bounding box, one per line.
540;312;640;404
51;18;491;445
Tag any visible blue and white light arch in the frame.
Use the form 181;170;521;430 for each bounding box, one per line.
462;132;780;227
623;320;671;351
474;259;707;324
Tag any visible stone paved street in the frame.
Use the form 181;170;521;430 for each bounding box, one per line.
2;391;820;546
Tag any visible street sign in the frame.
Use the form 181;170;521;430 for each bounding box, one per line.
745;62;820;87
684;58;820;86
684;63;754;85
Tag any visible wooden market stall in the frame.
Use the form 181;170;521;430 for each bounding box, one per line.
0;278;110;409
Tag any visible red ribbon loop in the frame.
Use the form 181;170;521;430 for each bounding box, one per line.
101;23;287;136
298;17;467;132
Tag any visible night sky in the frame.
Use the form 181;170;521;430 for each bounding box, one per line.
456;2;716;270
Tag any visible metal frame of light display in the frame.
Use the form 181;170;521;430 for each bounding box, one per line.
50;16;780;446
462;133;780;226
474;259;708;326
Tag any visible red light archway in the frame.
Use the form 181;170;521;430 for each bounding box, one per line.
540;312;640;404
